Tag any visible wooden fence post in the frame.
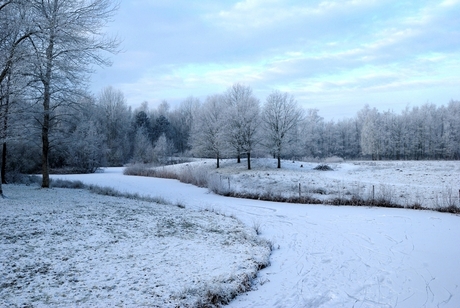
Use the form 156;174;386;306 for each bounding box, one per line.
372;185;375;204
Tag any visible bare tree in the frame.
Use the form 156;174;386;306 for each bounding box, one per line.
169;96;199;154
302;108;324;158
132;128;154;164
225;83;260;170
0;70;13;185
66;119;106;173
97;86;131;166
27;0;119;187
153;133;175;164
262;90;303;168
0;0;35;196
190;94;226;168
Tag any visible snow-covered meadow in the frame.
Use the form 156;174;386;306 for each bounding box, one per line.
168;158;460;210
0;186;271;307
2;159;460;307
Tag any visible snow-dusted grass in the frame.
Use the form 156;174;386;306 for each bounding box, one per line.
0;185;271;307
125;163;209;188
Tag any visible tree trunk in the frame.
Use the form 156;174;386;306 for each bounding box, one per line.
247;152;251;170
1;68;11;186
41;20;55;188
41;73;51;188
216;152;220;168
42;117;50;188
1;142;6;184
0;153;2;196
277;154;281;169
237;152;241;163
1;81;9;184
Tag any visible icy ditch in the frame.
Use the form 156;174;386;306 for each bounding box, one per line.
0;185;271;307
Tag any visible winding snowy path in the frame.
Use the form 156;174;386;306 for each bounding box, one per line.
52;168;460;307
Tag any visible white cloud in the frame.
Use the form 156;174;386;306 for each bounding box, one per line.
90;0;460;118
440;0;460;7
207;0;380;30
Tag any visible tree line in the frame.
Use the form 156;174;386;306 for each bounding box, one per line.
2;2;459;193
3;81;460;180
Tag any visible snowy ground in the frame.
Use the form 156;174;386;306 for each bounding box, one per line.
0;186;270;307
178;159;460;209
3;159;459;307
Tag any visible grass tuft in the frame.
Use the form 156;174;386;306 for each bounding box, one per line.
87;184;170;205
252;220;262;235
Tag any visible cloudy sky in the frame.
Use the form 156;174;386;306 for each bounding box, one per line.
92;0;460;119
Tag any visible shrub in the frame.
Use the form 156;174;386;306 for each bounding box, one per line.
5;171;41;185
123;164;157;177
313;164;333;171
207;174;231;195
124;164;210;188
50;179;85;189
177;165;209;187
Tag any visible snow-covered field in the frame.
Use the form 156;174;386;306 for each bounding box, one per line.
179;159;460;209
2;159;460;307
0;186;270;307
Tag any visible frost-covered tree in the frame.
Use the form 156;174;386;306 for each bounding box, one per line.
0;0;35;194
153;133;175;164
0;0;34;86
302;109;324;158
334;118;360;159
169;96;199;154
28;0;119;187
152;114;171;143
443;101;460;159
132;128;154;164
359;105;381;160
262;90;303;168
225;83;260;170
190;94;226;168
66;119;106;173
97;86;131;166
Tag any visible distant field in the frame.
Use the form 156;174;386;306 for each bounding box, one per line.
159;158;460;210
